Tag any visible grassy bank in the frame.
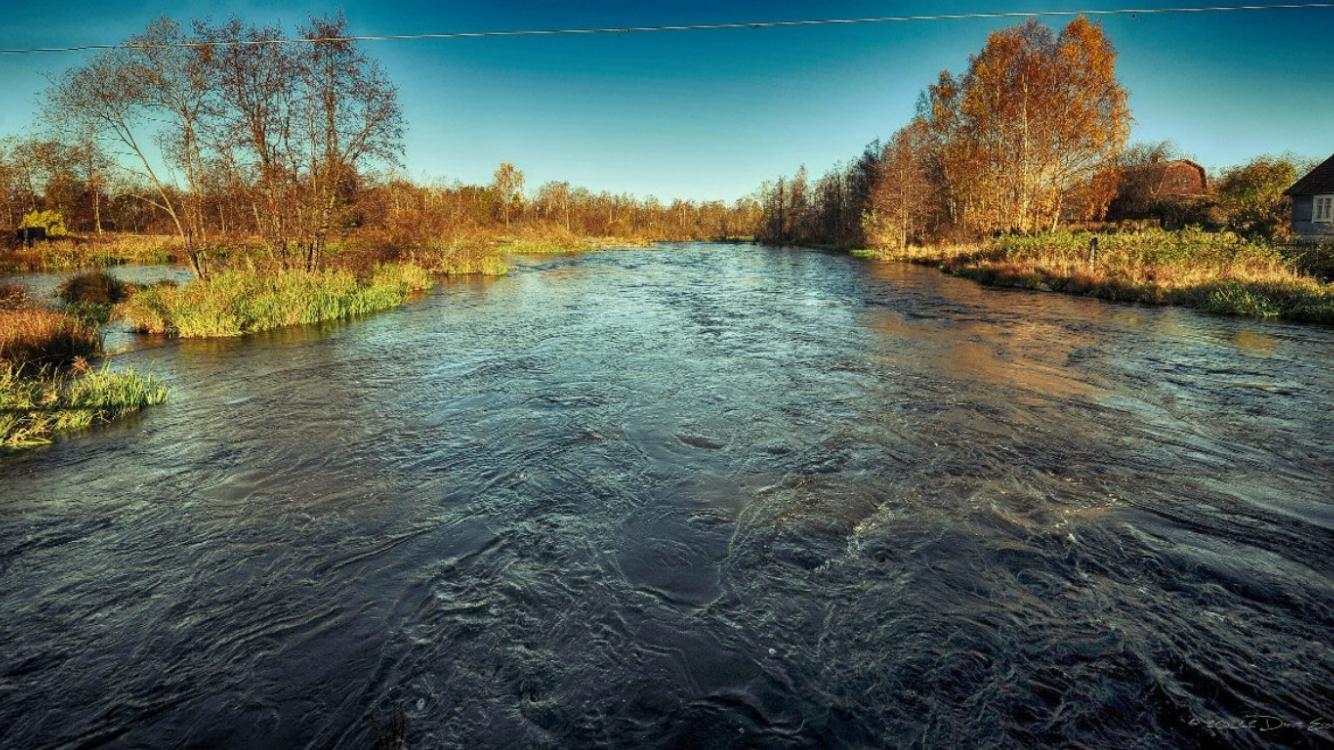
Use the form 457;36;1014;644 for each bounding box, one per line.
1;364;167;449
123;262;436;337
0;234;181;272
855;229;1334;324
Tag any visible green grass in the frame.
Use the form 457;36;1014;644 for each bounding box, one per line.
122;262;435;337
1;364;167;449
856;228;1334;324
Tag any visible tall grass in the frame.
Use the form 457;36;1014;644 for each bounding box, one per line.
0;282;29;310
494;226;655;255
1;364;167;449
858;228;1334;324
123;262;434;337
0;308;100;371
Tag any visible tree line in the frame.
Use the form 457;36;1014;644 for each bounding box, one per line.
2;15;760;277
754;16;1311;249
757;17;1130;248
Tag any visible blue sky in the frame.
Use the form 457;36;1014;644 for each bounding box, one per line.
0;0;1331;200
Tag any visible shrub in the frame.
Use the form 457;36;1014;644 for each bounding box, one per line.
57;271;129;306
18;210;68;238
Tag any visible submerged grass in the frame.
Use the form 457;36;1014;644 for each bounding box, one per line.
857;229;1334;324
123;262;435;337
1;364;167;449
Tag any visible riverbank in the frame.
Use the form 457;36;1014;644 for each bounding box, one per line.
853;229;1334;324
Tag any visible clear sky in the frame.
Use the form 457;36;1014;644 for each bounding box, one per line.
0;0;1331;200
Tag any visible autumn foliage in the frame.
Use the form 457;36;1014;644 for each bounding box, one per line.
758;17;1131;247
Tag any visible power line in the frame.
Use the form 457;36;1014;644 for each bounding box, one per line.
1;3;1331;55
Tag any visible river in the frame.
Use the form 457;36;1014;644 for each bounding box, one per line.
2;243;1331;749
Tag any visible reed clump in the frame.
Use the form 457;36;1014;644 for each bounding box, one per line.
859;228;1334;323
123;262;435;337
57;271;131;306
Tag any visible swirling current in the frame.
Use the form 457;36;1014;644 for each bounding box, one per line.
1;244;1332;749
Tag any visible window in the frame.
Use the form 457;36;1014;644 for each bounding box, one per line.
1316;195;1334;224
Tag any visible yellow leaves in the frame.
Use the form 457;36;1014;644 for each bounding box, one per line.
923;15;1130;234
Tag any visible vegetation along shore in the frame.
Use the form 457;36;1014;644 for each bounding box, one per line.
753;18;1334;322
0;282;165;449
3;11;1333;450
852;229;1334;323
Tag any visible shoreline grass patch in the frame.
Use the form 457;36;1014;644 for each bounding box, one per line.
1;364;167;450
855;229;1334;324
123;262;435;337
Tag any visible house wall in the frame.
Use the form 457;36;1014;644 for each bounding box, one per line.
1292;195;1334;242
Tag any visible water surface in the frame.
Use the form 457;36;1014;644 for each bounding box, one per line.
2;244;1331;748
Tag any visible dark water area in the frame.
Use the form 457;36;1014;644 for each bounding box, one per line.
1;243;1331;749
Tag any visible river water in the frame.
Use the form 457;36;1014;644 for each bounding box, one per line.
2;244;1331;749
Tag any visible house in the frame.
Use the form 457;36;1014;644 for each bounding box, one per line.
1284;153;1334;243
1151;159;1210;198
1107;159;1212;224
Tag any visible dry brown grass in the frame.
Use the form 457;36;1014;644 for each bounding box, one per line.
0;282;29;310
0;308;100;370
0;233;182;272
855;229;1334;323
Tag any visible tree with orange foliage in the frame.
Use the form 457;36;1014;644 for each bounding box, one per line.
921;17;1129;236
864;119;935;249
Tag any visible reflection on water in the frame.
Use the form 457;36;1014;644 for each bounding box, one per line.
1;245;1331;749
